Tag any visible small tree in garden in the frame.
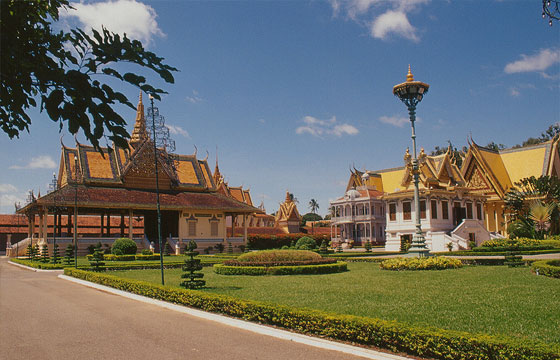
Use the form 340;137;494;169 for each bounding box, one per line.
364;240;372;253
34;244;40;259
89;243;106;271
319;239;328;255
214;243;224;253
40;244;50;263
244;241;251;253
227;242;233;254
181;240;205;289
164;242;171;256
64;244;74;265
337;241;343;253
51;243;60;264
26;244;36;260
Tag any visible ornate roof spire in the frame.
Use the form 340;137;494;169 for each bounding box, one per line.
130;92;148;147
285;191;292;203
213;146;224;185
406;64;414;82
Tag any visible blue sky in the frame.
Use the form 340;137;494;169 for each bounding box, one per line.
1;0;559;216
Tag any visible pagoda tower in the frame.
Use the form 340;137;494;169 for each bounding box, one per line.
275;191;302;233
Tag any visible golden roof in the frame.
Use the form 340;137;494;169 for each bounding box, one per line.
130;93;149;147
275;191;301;222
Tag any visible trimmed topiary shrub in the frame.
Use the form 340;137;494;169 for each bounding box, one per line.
504;251;525;267
319;239;328;255
111;238;137;255
40;244;49;263
181;240;205;289
295;236;316;250
51;243;60;264
380;257;463;271
64;244;74;265
141;249;153;255
364;240;372;253
89;243;106;271
215;262;347;275
236;249;322;263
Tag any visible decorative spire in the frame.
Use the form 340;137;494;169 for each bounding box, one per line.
213;146;223;185
285;191;292;203
130;92;148;147
406;64;414;82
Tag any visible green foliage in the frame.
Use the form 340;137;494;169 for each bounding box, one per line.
505;175;560;236
295;236;317;250
380;257;463;271
319;239;328;255
302;212;322;223
64;244;74;265
308;198;320;214
181;240;205;289
237;249;323;263
214;243;224;253
504;252;525;268
89;243;105;271
531;260;560;279
337;241;343;253
0;0;177;149
141;249;153;256
215;262;347;276
51;243;60;264
512;124;560;149
364;240;372;253
65;268;560;359
400;236;411;252
480;238;554;251
164;242;171;256
40;245;50;263
507;219;536;239
26;244;36;261
227;242;233;254
111;238;137;255
429;141;467;167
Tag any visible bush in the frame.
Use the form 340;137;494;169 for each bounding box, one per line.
111;238;137;255
223;258;336;267
214;262;347;276
295;236;317;250
380;257;463;271
64;268;560;360
246;233;326;250
236;249;322;263
480;238;552;251
141;249;153;255
532;260;560;278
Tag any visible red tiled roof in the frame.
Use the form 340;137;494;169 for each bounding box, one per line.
23;185;258;213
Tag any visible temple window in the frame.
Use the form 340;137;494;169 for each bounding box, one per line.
442;200;449;220
420;200;426;219
389;203;397;221
431;200;438;219
210;216;219;237
403;201;412;221
188;220;197;237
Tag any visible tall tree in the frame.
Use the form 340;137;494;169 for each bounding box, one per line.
309;199;319;214
1;0;177;151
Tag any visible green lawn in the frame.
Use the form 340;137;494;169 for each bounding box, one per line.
110;262;560;345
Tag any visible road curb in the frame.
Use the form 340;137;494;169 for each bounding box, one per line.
8;261;64;272
58;274;411;360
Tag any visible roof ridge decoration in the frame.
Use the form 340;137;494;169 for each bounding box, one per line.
130;92;149;147
461;142;509;198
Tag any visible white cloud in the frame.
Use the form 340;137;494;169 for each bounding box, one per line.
379;115;409;127
10;156;56;170
509;88;521;97
296;116;358;137
371;10;418;42
331;0;429;42
258;118;266;124
504;48;560;74
0;184;17;193
186;90;204;104
165;125;190;138
62;0;163;45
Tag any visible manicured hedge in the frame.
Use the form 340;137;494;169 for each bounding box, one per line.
246;234;329;250
11;258;66;269
223;259;336;267
434;249;560;256
214;262;347;275
326;252;403;258
86;254;165;261
380;257;463;271
64;268;560;360
531;260;560;279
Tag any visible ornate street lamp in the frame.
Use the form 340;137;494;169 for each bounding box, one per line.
542;0;560;26
393;66;430;257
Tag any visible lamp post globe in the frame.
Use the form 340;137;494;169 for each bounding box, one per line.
393;66;430;257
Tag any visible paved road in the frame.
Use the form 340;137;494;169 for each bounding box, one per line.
0;258;397;360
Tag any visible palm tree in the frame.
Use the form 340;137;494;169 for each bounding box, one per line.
309;199;319;214
289;193;299;204
529;201;556;234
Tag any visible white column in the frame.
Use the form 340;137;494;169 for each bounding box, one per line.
223;214;227;243
243;214;248;244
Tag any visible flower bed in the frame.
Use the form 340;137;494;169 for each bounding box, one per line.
532;260;560;279
380;257;462;271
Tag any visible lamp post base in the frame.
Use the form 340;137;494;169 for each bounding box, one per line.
405;232;431;257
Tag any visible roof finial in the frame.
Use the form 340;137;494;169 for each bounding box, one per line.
407;65;414;82
130;92;148;147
